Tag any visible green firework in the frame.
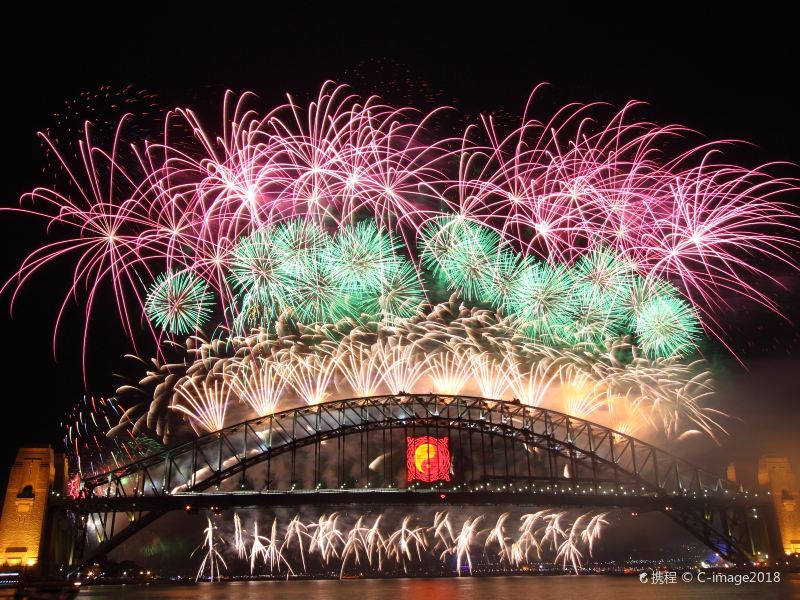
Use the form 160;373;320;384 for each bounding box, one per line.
285;259;353;323
624;275;681;325
272;219;328;281
507;261;573;341
324;220;400;292
419;215;501;300
635;295;700;358
476;249;532;309
231;288;279;332
564;248;637;346
145;270;215;334
561;282;627;348
571;247;636;300
228;228;288;323
361;258;426;323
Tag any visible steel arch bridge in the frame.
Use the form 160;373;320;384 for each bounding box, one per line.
51;394;781;572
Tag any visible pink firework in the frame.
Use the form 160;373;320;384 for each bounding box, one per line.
1;82;797;373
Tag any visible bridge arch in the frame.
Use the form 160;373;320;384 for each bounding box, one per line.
62;394;776;570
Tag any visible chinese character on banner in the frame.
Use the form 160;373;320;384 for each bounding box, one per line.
406;436;450;482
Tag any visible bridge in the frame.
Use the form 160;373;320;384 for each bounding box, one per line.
49;394;783;572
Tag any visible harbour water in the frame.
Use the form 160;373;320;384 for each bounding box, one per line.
49;574;800;600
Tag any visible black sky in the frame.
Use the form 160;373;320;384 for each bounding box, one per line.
1;5;799;484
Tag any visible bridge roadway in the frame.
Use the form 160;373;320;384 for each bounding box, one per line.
52;486;772;514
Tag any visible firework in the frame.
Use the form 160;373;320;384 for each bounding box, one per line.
22;83;791;481
324;220;399;292
506;262;573;341
227;228;289;327
425;344;473;395
192;518;227;582
112;300;725;445
476;250;532;309
173;376;232;433
333;341;385;397
271;219;327;282
62;396;163;477
503;353;560;407
635;295;701;358
365;258;425;324
144;270;215;335
279;349;338;405
230;356;287;416
419;216;502;300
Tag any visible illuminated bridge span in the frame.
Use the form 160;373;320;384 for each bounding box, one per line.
55;394;781;571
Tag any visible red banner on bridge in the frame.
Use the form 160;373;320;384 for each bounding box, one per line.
406;436;450;482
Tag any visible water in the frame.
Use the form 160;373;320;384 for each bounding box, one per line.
61;574;800;600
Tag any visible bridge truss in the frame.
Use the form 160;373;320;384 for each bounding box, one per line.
50;394;782;571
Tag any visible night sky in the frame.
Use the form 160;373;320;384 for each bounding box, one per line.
1;5;799;492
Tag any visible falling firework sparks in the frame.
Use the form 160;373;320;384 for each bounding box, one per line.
200;509;610;579
173;377;233;433
192;518;227;582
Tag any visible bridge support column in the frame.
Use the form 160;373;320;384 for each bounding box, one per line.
0;445;67;577
758;456;800;560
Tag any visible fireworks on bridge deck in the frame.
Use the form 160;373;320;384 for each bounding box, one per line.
102;298;723;453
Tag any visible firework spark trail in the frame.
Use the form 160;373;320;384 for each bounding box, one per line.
430;511;455;562
385;516;428;572
230;355;286;416
172;376;232;433
340;516;375;577
62;395;160;477
331;340;385;397
278;349;338;405
425;343;473;395
470;352;512;400
376;341;428;395
517;510;548;562
262;518;294;575
454;516;484;575
581;512;609;556
281;515;310;572
484;512;512;564
233;513;247;560
192;517;227;582
504;353;561;406
556;514;586;574
308;513;345;564
248;520;267;574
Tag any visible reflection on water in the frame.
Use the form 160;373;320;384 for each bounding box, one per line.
35;574;800;600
